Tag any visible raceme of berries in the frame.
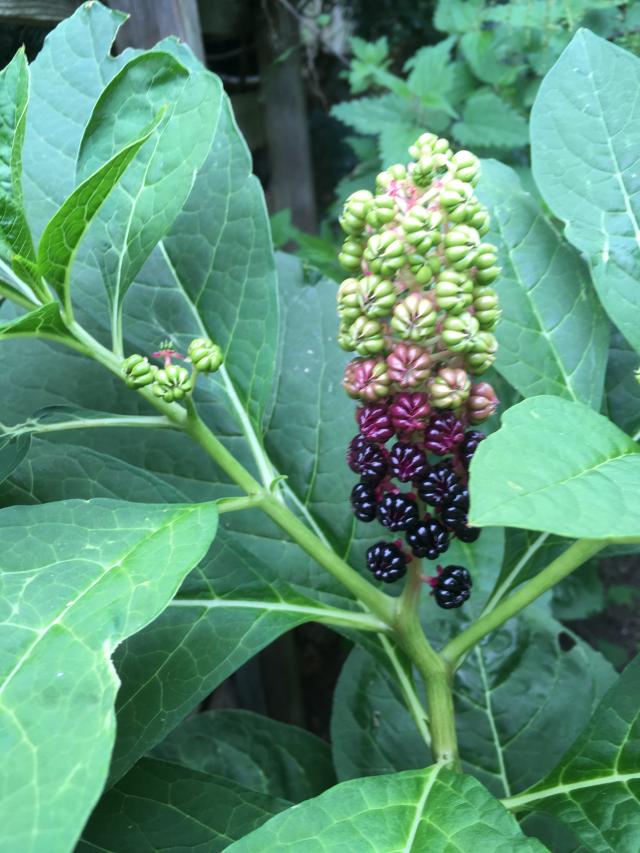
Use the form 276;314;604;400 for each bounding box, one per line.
429;565;473;609
338;133;503;597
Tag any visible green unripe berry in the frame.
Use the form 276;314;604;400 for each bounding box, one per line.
401;205;429;233
337;320;356;351
444;225;480;249
122;354;157;389
441;312;480;353
465;331;498;374
364;231;405;276
475;265;501;284
473;286;501;329
337;277;361;324
366;195;397;228
429;367;471;409
152;365;193;402
376;164;407;191
474;243;498;270
408;253;439;285
339;189;374;235
452;149;480;184
188;338;223;373
409;132;438;160
338;237;364;272
435;271;473;314
357;275;396;318
391;292;437;342
349;315;385;355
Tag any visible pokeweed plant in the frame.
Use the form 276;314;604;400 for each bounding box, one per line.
0;4;638;852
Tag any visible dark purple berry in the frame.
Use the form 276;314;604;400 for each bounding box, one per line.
424;411;465;455
350;482;377;522
416;462;459;508
366;541;408;583
389;442;428;483
377;492;419;531
455;524;481;543
433;565;472;609
357;403;394;443
459;430;485;468
406;516;449;560
440;488;470;530
347;435;388;483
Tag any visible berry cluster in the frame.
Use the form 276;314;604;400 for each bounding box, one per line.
121;337;223;402
339;133;501;607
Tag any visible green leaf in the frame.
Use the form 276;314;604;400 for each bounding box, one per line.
153;709;335;802
469;395;640;538
379;121;429;165
507;654;640;850
76;51;222;321
0;302;75;344
0;498;219;853
78;758;287;853
0;433;29;484
226;764;546;851
477;160;609;407
606;332;640;437
330;93;410;137
453;90;529;148
434;0;484;34
37;114;162;301
461;32;526;86
404;37;457;102
531;30;640;353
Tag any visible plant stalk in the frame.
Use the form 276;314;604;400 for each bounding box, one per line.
442;538;606;666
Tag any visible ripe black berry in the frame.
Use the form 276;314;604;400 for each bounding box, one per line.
433;565;472;609
455;524;481;543
440;486;470;529
424;411;465;455
377;493;419;531
350;482;377;522
459;430;485;468
406;516;449;560
347;435;388;483
389;442;428;483
416;462;459;508
366;541;408;583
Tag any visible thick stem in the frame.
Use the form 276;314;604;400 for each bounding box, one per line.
442;538;606;666
394;560;458;766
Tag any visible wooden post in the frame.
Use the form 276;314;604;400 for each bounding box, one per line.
258;0;317;232
106;0;205;62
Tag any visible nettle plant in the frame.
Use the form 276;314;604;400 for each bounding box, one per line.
0;4;639;852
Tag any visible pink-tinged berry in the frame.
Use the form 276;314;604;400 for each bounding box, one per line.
386;343;431;388
424;411;465;455
428;367;471;409
347;436;388;483
390;391;431;434
357;402;394;443
468;382;498;423
389;442;428;482
343;358;390;401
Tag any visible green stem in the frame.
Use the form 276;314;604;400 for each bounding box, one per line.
394;559;458;766
442;538;606;666
0;281;36;311
217;494;266;514
7;414;174;438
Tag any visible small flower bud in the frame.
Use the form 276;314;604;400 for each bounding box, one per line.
473;286;501;330
441;312;480;353
391;292;437;342
468;382;499;423
122;354;157;389
429;367;471;409
152;365;193;402
357;275;396;318
390;392;431;434
435;271;473;314
339;189;374;235
349;315;385;355
343;358;390;401
338;237;365;272
386;343;431;388
188;338;223;373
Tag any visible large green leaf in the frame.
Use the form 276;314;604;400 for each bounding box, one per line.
0;433;30;484
0;498;218;853
506;654;640;851
75;51;221;322
477;160;608;407
38;114;161;300
605;332;640;438
78;758;287;853
0;302;75;345
331;93;411;137
226;764;546;851
469;395;640;538
0;48;36;277
531;30;640;353
153;709;335;802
